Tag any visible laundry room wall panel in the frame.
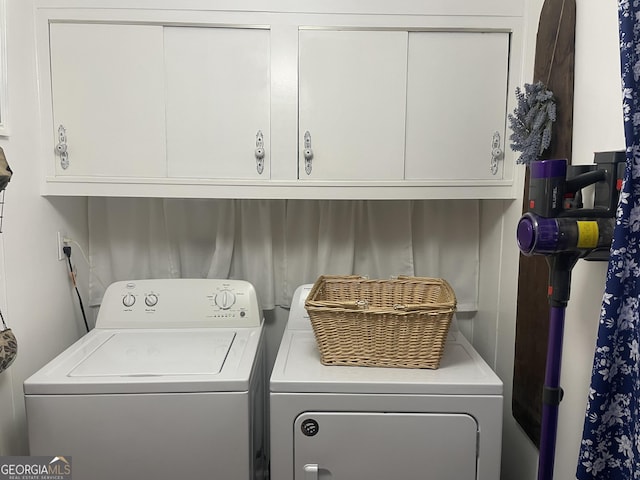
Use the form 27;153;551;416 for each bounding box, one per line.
0;372;13;454
0;0;90;457
0;195;89;456
475;199;514;368
0;0;8;136
0;229;12;455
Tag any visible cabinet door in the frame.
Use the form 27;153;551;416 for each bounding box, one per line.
50;23;166;177
405;32;510;181
165;27;270;180
294;412;478;479
299;30;407;181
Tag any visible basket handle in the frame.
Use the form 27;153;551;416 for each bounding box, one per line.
393;303;455;312
308;300;370;310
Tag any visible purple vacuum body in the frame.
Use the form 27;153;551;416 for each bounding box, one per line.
528;158;567;217
518;155;620;259
517;213;615;256
516;153;623;480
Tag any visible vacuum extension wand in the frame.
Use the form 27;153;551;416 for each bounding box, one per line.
516;153;623;480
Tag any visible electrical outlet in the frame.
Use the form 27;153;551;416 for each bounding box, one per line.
57;231;68;261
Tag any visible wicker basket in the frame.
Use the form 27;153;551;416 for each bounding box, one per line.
304;275;457;369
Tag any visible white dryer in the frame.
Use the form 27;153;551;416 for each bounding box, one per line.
24;278;266;480
270;284;503;480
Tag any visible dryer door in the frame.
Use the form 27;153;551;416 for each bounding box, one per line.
294;411;478;480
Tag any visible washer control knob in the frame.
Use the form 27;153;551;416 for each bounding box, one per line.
215;290;236;310
122;293;136;308
145;294;158;307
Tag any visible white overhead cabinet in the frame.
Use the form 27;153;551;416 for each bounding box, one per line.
405;31;510;181
165;27;270;180
48;22;270;181
50;23;167;178
36;3;523;198
298;29;510;183
298;30;407;181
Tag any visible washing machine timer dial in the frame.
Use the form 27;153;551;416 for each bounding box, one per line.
214;289;236;310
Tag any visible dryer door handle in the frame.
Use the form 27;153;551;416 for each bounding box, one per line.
303;463;318;480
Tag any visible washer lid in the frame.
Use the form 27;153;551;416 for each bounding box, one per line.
69;331;235;377
24;327;263;395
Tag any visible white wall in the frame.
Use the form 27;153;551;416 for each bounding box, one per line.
0;0;88;455
498;0;625;479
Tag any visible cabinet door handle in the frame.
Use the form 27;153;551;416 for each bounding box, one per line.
56;124;69;170
490;131;502;175
303;464;318;480
255;130;265;175
304;131;313;175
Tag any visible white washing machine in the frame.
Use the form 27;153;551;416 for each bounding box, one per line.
270;284;503;480
24;278;266;480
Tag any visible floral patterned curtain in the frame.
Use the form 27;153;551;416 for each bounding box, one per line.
577;1;640;477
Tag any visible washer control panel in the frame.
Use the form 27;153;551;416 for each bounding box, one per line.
96;279;261;329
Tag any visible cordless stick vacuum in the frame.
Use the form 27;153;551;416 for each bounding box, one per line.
515;152;624;480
